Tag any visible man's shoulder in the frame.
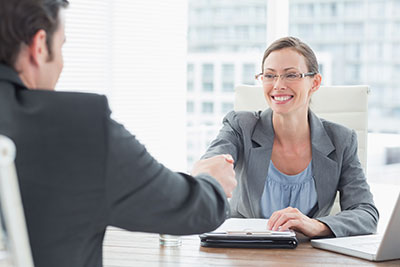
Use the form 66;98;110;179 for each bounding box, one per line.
27;90;106;106
20;90;109;117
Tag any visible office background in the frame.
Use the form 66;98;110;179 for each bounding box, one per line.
56;0;400;187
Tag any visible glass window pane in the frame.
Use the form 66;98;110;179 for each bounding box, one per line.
243;63;256;84
202;102;214;113
221;102;233;114
187;101;194;113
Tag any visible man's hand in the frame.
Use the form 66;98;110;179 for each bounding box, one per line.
267;207;333;238
191;154;236;198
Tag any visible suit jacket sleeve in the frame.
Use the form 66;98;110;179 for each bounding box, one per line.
201;111;243;164
101;97;229;235
316;130;379;237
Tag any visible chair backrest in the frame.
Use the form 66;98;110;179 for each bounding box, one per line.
0;135;34;267
234;84;369;171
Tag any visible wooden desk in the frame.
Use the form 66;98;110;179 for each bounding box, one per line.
103;227;400;266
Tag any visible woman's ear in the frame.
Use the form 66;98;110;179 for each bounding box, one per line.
310;73;322;93
28;29;49;67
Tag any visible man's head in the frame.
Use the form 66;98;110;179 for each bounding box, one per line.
0;0;69;90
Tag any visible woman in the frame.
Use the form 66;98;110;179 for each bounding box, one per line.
201;37;378;238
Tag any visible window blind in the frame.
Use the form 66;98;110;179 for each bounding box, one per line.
56;0;187;171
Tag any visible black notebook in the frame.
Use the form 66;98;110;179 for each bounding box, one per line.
200;218;298;249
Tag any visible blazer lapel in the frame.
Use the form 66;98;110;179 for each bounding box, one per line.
243;109;338;217
309;111;338;214
246;109;274;217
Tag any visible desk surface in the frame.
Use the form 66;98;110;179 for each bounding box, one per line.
103;227;400;266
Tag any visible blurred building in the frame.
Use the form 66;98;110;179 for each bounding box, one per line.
289;0;400;133
186;0;268;170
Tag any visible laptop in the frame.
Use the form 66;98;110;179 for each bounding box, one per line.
311;193;400;261
0;135;34;267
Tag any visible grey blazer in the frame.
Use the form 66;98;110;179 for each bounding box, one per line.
203;108;379;237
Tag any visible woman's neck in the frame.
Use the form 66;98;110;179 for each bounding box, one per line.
272;109;310;147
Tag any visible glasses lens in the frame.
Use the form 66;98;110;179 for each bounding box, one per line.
284;73;300;82
262;74;276;84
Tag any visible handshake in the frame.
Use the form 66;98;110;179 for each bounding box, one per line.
191;154;237;198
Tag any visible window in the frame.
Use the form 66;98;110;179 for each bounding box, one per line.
235;26;249;40
202;102;214;113
394;23;400;36
393;43;400;59
344;1;363;17
187;101;194;113
187;81;194;91
202;64;214;92
221;102;233;114
296;3;314;17
222;82;234;92
368;0;385;18
296;23;314;37
57;0;187;170
202;82;214;92
222;64;234;77
187;63;195;92
242;63;256;85
187;64;194;81
222;64;234;92
345;64;360;83
345;43;361;60
369;23;386;38
320;23;336;38
344;23;364;37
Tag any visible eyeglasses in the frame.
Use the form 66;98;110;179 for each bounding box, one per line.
255;72;316;84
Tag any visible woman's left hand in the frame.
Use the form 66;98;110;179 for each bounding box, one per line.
267;207;333;238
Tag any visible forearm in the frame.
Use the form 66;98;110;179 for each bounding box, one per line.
316;207;378;237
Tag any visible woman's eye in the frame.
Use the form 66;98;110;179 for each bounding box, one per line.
286;73;298;79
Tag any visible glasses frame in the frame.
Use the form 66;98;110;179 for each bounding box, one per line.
255;72;317;84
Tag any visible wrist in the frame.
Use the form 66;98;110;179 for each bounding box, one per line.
314;219;333;237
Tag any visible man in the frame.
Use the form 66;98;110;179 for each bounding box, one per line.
0;0;236;266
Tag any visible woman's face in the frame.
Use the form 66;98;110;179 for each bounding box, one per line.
261;48;321;116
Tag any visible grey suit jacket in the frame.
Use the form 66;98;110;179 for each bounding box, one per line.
0;64;229;267
203;108;379;237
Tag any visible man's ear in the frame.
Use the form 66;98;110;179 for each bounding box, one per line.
28;29;49;67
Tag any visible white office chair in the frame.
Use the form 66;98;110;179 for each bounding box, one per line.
0;135;34;267
234;84;370;215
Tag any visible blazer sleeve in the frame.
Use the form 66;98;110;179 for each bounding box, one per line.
317;130;379;237
102;98;229;235
202;111;244;164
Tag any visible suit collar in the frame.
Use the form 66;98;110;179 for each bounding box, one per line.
308;110;335;156
0;64;27;89
251;108;274;149
251;108;335;156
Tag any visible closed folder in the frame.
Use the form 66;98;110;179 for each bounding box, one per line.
199;218;298;249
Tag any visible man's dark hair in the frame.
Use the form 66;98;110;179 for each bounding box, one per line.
0;0;69;68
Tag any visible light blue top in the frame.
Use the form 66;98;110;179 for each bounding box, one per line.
260;160;318;218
